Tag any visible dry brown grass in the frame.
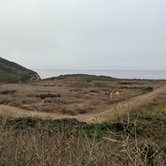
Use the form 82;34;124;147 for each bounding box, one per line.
0;75;165;165
0;120;165;166
0;80;166;124
0;87;165;166
0;77;164;116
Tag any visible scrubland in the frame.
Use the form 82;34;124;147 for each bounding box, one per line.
0;103;165;165
0;75;165;165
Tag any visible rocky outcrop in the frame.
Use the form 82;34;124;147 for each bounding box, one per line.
30;73;41;81
0;57;41;83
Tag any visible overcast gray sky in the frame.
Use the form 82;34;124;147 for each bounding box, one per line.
0;0;166;70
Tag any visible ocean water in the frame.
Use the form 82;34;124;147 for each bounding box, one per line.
35;69;166;80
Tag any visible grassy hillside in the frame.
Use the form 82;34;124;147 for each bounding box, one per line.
0;57;40;83
45;74;115;81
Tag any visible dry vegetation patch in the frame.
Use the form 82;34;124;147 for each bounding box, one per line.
0;105;165;166
0;75;165;165
0;75;164;116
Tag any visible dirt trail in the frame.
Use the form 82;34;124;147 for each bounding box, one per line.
0;84;166;123
77;84;166;123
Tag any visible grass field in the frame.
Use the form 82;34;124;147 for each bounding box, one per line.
0;75;164;116
0;75;165;165
0;102;165;165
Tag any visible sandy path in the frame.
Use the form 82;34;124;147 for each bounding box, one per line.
0;84;166;123
77;84;166;123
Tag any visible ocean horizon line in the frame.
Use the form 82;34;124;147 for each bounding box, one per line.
34;68;166;80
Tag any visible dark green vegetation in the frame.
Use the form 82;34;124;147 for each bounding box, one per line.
45;74;115;81
0;103;165;165
0;57;40;83
0;117;143;138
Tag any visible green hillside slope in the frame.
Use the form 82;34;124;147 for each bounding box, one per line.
0;57;40;83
